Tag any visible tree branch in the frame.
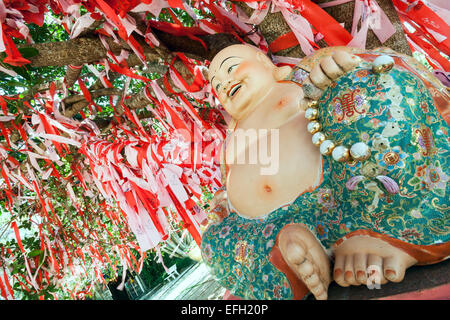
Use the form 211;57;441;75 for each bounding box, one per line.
22;37;123;67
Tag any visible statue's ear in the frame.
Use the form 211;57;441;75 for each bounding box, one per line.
273;65;293;81
255;51;274;69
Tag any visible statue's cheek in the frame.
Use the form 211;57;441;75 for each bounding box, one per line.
234;61;251;77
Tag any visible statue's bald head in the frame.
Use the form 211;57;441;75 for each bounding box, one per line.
207;44;292;120
208;44;274;82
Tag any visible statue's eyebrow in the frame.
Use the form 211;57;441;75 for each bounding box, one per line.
210;56;241;84
220;56;240;69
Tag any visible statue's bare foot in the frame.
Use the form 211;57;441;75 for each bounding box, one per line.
278;224;331;300
332;236;417;287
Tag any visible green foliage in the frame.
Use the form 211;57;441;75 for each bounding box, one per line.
27;13;70;43
137;250;195;289
0;12;68;98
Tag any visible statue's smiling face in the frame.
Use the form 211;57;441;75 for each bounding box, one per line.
208;45;278;120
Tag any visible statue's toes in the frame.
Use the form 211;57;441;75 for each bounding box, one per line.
344;254;360;286
309;281;328;300
334;253;409;288
333;254;350;287
383;256;406;283
284;242;329;300
354;253;368;285
285;242;307;265
278;224;331;300
332;50;361;72
368;254;388;285
305;274;328;300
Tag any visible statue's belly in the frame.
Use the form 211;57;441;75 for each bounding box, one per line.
226;115;321;218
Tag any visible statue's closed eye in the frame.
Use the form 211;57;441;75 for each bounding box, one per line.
228;64;238;74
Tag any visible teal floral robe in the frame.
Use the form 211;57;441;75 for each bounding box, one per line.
201;51;450;300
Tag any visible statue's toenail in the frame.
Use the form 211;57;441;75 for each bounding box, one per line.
356;271;365;279
385;269;396;278
344;271;353;279
334;269;342;277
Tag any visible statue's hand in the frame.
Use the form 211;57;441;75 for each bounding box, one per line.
207;189;229;223
302;50;361;101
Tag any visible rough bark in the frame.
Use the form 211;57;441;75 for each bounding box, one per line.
22;37;123;67
152;29;241;61
63;87;122;105
64;66;82;88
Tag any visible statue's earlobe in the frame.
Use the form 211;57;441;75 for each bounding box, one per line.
273;65;293;81
256;51;274;68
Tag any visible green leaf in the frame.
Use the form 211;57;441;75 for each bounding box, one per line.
9;66;31;81
39;251;45;264
18;47;39;59
14;113;23;125
12;263;22;275
28;249;42;258
6;80;26;87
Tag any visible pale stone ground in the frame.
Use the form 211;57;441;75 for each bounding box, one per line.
140;262;227;300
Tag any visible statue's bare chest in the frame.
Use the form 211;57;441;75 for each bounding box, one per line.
225;115;321;218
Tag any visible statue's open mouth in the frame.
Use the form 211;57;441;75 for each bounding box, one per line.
228;83;242;97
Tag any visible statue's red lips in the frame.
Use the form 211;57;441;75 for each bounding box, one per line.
227;83;242;97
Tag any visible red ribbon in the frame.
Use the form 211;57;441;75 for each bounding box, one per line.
291;0;353;46
10;222;25;254
393;0;450;56
269;31;299;53
0;97;8;115
1;27;30;67
94;0;128;40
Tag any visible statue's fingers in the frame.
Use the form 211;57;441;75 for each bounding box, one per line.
302;79;323;100
320;56;344;80
309;63;332;90
332;51;361;72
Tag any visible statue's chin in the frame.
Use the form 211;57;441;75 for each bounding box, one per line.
228;99;251;120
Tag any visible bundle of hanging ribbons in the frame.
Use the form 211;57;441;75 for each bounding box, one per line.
228;0;449;70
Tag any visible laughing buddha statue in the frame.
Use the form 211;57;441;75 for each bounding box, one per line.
200;44;450;300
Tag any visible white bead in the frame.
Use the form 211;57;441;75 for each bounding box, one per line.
312;132;326;146
307;121;321;134
350;142;371;160
305;108;318;120
320;140;335;155
372;55;394;73
332;145;350;162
